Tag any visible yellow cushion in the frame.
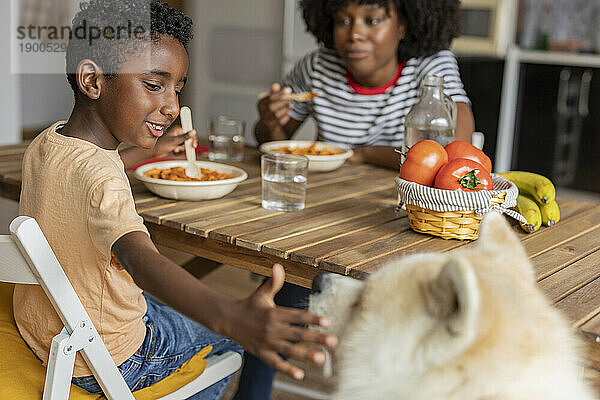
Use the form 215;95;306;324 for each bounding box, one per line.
0;283;209;400
132;346;210;400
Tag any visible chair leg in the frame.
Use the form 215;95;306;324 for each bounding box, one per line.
80;335;135;400
43;329;76;400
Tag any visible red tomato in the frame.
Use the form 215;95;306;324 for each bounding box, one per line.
400;140;448;187
444;140;492;173
434;158;493;191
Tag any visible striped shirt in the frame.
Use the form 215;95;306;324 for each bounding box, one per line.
282;48;470;147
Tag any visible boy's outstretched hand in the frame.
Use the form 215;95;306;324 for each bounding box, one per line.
225;264;338;380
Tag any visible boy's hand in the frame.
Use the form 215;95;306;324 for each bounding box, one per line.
152;125;197;158
227;264;338;380
258;83;293;137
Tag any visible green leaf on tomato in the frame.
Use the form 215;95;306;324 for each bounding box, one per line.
458;169;482;190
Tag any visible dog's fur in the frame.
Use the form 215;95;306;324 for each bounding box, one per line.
309;212;597;399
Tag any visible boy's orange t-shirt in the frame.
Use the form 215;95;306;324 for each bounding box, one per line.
14;121;149;376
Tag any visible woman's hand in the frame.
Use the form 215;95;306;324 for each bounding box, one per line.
225;264;338;380
348;146;366;163
347;145;401;170
257;83;294;138
152;125;197;158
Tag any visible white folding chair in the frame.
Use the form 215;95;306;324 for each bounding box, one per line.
0;216;242;400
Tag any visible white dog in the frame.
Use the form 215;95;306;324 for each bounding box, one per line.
309;212;597;399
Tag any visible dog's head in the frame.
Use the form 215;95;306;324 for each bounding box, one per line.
309;212;594;399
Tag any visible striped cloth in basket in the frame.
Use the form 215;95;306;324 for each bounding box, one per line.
395;174;526;223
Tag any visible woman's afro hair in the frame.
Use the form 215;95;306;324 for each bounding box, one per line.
66;0;193;95
299;0;461;62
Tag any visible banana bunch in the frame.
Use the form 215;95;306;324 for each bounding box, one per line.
498;171;560;233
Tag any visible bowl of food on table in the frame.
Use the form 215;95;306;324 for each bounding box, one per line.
259;140;353;172
134;160;247;201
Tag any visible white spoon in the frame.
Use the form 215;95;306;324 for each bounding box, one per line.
180;106;199;178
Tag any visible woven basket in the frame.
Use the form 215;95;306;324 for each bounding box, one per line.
396;175;522;241
405;193;506;240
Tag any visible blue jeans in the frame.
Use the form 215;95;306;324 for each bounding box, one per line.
72;293;243;399
232;282;310;400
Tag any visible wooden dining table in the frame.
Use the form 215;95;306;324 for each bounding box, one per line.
3;142;600;389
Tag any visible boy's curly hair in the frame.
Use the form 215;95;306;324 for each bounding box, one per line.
66;0;193;96
300;0;460;62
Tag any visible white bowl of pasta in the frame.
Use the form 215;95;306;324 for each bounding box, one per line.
134;160;248;201
258;140;354;172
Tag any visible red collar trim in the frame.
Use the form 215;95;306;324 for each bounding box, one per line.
346;63;403;95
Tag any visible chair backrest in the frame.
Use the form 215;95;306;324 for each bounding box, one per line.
2;217;242;400
5;217;99;335
1;216;134;400
0;222;37;285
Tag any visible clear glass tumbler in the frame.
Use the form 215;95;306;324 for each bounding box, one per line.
208;116;245;161
261;153;309;212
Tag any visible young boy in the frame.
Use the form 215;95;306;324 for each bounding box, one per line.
14;1;337;398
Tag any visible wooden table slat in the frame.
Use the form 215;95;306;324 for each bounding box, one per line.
320;228;431;275
235;199;392;251
581;313;600;340
538;251;600;303
555;275;600;328
190;174;396;239
141;186;261;225
0;143;29;156
133;191;161;203
135;196;179;213
210;191;390;244
521;205;600;258
341;199;598;280
146;222;320;288
289;215;411;266
347;236;465;279
0;155;27;165
531;225;600;281
263;205;401;259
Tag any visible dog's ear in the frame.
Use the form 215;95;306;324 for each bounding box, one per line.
477;212;532;278
477;212;526;257
422;257;480;367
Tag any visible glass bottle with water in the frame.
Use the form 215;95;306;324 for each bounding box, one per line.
403;75;456;159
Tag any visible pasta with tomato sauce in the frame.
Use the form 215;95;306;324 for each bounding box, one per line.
144;166;234;182
272;142;342;156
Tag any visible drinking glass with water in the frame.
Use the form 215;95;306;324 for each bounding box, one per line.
261;153;308;212
208;116;245;161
